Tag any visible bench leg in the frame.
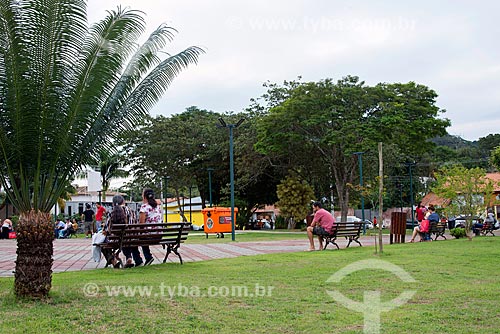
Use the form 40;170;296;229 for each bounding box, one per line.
163;245;184;264
172;246;183;265
323;235;332;250
329;237;340;250
433;233;446;241
163;246;172;263
347;237;362;247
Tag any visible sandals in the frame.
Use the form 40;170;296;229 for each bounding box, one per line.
124;259;134;269
112;257;123;269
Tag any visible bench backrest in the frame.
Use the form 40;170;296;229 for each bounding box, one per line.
106;222;191;247
429;221;446;232
482;221;495;230
332;222;362;237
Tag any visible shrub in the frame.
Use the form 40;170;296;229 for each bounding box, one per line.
450;227;466;239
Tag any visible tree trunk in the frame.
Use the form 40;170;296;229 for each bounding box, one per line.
14;210;54;298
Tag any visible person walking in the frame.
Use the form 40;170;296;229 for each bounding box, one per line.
81;203;95;238
95;202;106;232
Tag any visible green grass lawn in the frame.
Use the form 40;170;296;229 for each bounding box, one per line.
1;237;499;333
187;228;390;244
186;230;306;243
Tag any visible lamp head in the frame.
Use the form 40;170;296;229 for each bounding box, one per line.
218;117;227;127
235;118;245;127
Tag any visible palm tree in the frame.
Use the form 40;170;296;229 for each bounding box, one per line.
56;181;78;214
0;0;203;298
97;150;129;201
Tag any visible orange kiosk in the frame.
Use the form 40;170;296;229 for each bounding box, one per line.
202;207;238;238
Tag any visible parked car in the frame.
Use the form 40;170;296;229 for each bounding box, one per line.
449;215;483;229
335;216;378;229
335;215;361;222
364;219;374;229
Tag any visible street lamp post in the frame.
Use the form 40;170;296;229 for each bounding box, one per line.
405;162;416;229
163;176;170;223
218;117;244;241
354;152;366;234
189;186;196;224
207;168;214;207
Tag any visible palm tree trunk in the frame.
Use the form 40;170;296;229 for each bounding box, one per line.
14;210;54;298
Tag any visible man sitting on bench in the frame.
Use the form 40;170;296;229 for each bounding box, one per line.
306;201;335;251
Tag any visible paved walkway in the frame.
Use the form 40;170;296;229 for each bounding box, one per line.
0;232;459;277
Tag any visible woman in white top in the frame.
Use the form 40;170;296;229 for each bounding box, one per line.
139;188;162;265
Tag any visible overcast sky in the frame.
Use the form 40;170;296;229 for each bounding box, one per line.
87;0;500;141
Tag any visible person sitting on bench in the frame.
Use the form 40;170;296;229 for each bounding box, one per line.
410;205;439;242
306;201;335;251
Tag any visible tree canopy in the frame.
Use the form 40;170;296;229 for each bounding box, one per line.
254;76;450;220
432;166;496;237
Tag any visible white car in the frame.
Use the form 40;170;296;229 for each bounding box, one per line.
335;216;362;223
334;216;382;229
451;215;482;228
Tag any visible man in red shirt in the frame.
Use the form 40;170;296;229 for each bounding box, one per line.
95;202;106;232
306;201;335;251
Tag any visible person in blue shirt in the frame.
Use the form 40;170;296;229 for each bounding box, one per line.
54;219;65;239
410;205;438;242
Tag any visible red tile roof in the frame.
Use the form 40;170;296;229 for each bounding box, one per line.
421;172;500;208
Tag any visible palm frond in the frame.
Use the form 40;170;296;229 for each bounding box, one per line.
0;1;203;213
112;46;205;134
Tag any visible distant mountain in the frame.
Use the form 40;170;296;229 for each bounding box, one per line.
429;134;476;149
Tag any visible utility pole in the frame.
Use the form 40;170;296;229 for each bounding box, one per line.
404;162;416;229
354;152;365;234
378;142;384;254
218;117;245;241
163;176;170;223
207;168;214;207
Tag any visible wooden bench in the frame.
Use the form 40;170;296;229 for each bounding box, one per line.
429;221;447;240
323;222;363;250
96;222;191;267
480;222;495;236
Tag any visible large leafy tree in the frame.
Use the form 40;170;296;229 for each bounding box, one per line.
123;108;283;224
124;108;226;221
255;77;450;221
0;0;203;298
